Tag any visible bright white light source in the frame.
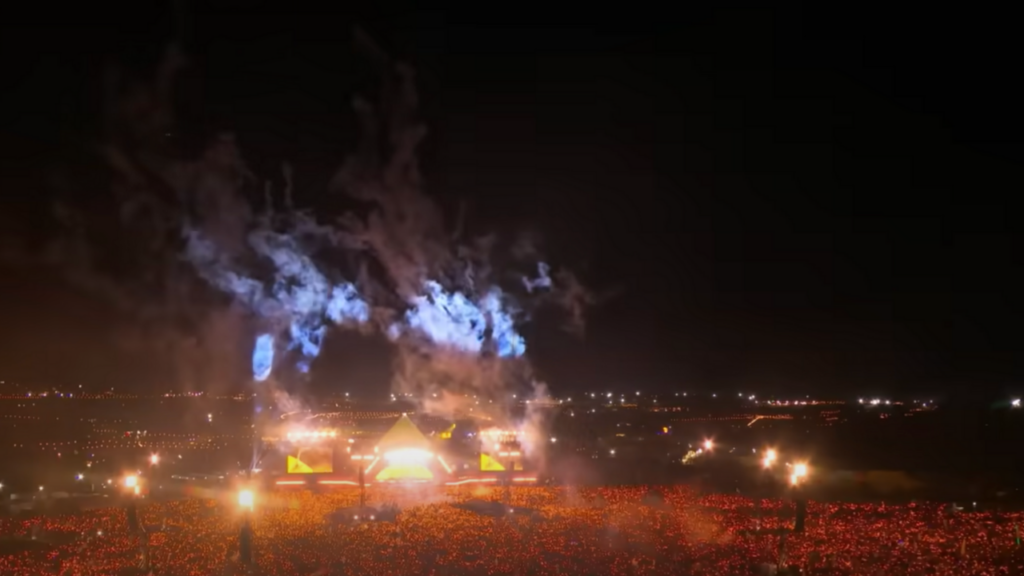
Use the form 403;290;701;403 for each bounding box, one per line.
1012;398;1021;408
383;449;433;465
703;439;713;451
149;454;159;465
238;489;254;510
124;475;138;489
790;462;809;485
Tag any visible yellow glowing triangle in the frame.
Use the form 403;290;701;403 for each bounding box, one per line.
480;453;505;471
287;455;313;474
378;415;430;450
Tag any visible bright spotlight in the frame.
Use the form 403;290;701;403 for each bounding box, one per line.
1012;398;1021;408
703;439;713;451
793;463;808;477
124;475;138;489
149;454;160;465
238;489;254;510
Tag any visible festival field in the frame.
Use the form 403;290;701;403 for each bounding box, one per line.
3;486;1022;575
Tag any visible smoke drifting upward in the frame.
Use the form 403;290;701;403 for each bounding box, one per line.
30;29;593;427
332;34;559;422
176;33;596;424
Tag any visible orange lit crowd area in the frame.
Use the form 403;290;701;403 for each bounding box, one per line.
4;486;1024;576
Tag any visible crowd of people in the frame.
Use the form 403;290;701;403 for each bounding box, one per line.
2;486;1022;575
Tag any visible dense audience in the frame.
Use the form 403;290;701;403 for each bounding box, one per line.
2;486;1022;575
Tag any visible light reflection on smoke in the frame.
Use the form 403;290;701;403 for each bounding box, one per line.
176;33;592;464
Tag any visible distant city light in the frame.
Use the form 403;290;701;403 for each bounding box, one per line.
150;454;160;465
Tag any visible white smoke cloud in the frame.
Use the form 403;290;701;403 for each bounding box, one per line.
28;31;596;440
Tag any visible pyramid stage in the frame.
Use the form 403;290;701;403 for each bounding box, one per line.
269;413;539;489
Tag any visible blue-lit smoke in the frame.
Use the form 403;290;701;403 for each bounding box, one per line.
179;54;576;392
391;281;526;358
252;334;274;381
187;221;532;381
326;284;370;324
185;225;372;380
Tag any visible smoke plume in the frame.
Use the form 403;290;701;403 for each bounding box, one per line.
31;31;596;438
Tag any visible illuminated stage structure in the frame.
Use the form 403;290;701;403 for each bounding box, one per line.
370;415;445;482
479;429;525;473
270;415;537;488
465;428;538;487
270;414;449;487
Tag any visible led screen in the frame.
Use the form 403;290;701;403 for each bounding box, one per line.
286;446;334;474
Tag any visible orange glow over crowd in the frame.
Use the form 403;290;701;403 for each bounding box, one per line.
2;487;1023;575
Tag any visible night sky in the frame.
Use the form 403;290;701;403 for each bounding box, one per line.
1;4;1021;399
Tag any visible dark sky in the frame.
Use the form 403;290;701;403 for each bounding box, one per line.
1;3;1022;399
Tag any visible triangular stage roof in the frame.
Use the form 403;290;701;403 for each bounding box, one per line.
377;415;431;451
